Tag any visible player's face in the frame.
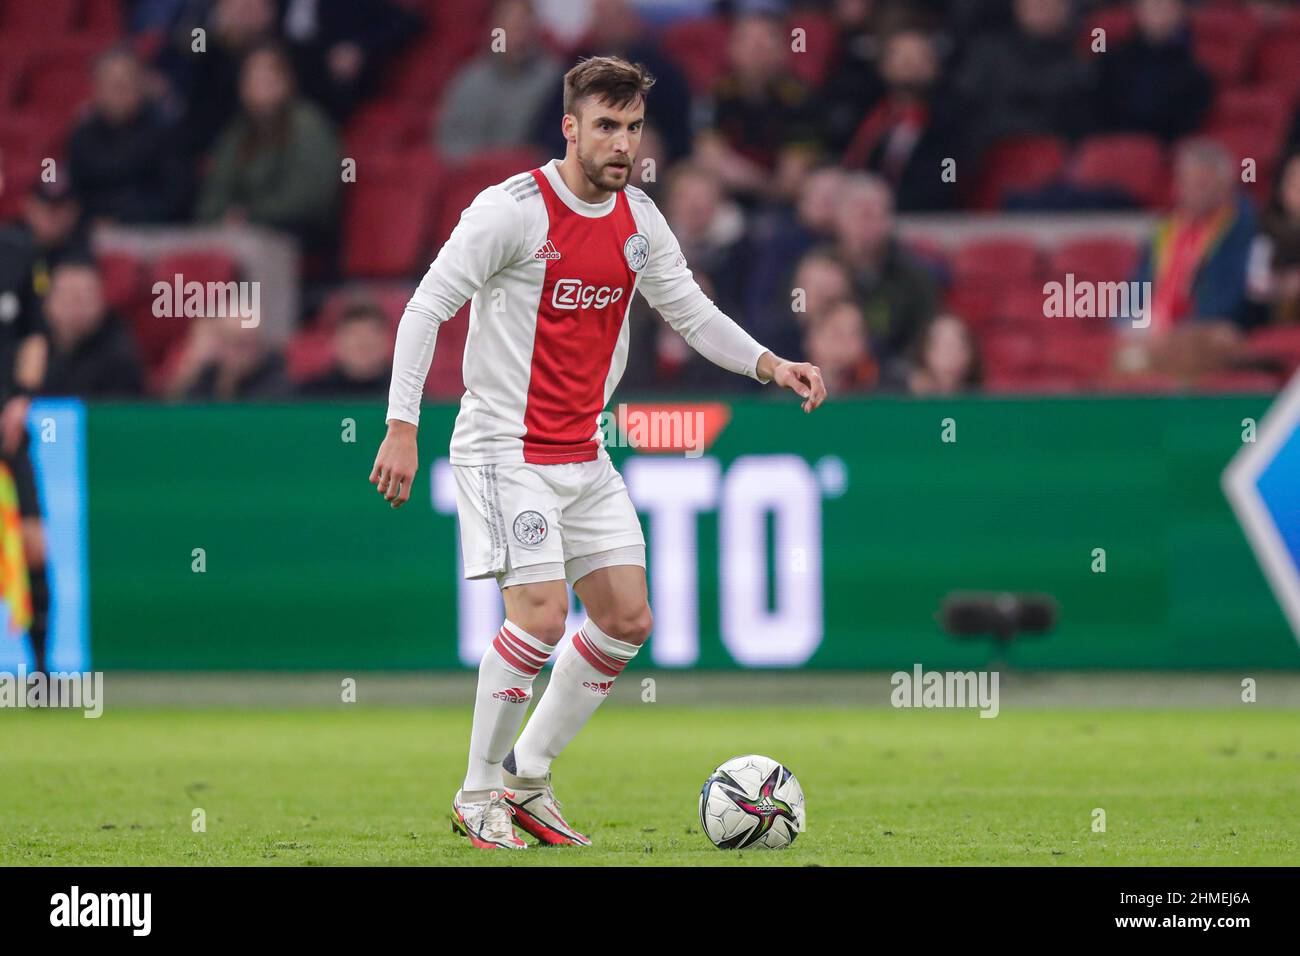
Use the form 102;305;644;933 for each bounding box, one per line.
570;98;644;193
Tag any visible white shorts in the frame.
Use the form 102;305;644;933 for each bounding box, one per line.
452;456;646;588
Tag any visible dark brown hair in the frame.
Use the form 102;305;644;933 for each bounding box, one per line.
563;56;656;117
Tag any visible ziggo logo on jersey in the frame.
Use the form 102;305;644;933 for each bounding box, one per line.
551;279;626;310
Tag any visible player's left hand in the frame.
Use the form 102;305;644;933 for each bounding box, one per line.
771;361;827;413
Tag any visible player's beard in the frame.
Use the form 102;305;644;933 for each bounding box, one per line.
577;141;633;193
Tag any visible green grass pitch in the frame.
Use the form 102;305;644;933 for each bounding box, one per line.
3;706;1297;866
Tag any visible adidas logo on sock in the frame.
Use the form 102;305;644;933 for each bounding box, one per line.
492;687;531;703
582;680;614;696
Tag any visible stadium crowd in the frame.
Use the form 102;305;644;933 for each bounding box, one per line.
3;0;1300;403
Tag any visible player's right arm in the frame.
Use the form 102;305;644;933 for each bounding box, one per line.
370;186;526;508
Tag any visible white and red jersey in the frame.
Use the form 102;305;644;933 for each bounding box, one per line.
387;159;769;465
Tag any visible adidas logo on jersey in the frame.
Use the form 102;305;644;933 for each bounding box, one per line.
492;687;531;703
552;279;625;311
582;680;615;696
534;240;561;261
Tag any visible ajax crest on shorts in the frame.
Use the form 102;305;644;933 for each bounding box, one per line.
513;510;548;547
623;233;650;273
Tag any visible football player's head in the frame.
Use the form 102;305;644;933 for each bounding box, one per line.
562;56;656;193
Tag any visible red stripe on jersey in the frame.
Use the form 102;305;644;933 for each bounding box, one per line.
521;169;640;464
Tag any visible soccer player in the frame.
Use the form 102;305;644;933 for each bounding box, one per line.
370;56;827;849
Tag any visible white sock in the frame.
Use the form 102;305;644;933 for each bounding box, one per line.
511;618;640;778
462;620;556;794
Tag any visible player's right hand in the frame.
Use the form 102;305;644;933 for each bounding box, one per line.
370;421;419;509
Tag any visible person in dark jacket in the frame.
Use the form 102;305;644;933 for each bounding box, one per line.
1094;0;1211;142
170;312;290;401
40;262;145;399
955;0;1094;158
296;298;391;398
68;47;191;223
841;29;965;211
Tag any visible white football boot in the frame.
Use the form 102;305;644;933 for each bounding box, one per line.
450;789;527;850
502;753;592;847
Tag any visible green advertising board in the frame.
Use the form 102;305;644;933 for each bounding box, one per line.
85;396;1299;670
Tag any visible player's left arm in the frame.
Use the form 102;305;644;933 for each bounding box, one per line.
637;204;826;412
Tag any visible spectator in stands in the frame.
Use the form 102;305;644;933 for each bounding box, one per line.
281;0;421;122
40;262;145;399
167;0;279;158
841;29;964;211
832;173;937;363
296;298;392;397
531;0;694;163
694;10;820;198
1094;0;1211;143
1;180;93;302
820;0;887;153
882;313;982;394
437;0;562;160
663;165;750;320
1125;139;1257;377
755;247;853;363
803;299;879;393
747;165;846;323
955;0;1093;157
1248;151;1300;326
68;48;191;224
169;312;290;400
196;43;341;250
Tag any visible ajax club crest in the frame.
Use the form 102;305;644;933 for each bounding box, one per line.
624;233;650;273
513;510;548;547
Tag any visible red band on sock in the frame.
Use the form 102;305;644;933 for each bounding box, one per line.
498;628;550;668
493;633;541;676
572;630;625;677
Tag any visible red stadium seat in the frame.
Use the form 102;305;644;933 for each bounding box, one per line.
19;61;93;116
1077;5;1134;53
1048;237;1140;284
1;0;77;34
1243;325;1300;372
953;237;1042;287
1095;371;1182;394
286;328;337;383
1195;370;1280;393
342;154;442;277
1255;35;1300;97
343;101;428;158
79;0;125;38
968;135;1068;210
429;147;544;252
786;12;836;89
0;149;43;221
1068;135;1168;208
1040;330;1116;381
96;251;145;314
661;18;732;94
0;112;67;160
135;250;240;367
1205;86;1291;135
1191;8;1259;85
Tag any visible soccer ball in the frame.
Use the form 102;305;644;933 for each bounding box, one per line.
698;754;805;849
